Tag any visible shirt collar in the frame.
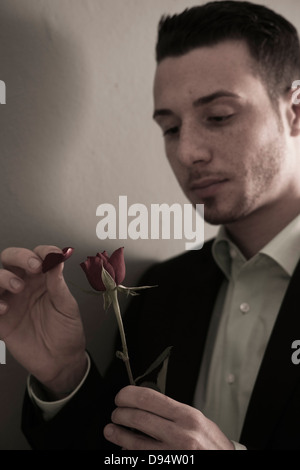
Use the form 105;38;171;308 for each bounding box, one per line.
212;214;300;279
212;227;235;279
260;214;300;276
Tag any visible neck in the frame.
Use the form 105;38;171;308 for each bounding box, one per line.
225;197;300;259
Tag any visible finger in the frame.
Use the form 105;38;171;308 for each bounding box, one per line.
33;245;64;262
0;245;61;299
1;247;42;274
111;406;176;443
0;300;8;315
115;386;184;422
0;269;25;295
46;263;75;310
103;423;163;451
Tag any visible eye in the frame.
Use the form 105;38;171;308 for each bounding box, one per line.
163;126;179;137
207;114;234;124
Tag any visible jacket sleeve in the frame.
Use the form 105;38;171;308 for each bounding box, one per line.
21;354;121;450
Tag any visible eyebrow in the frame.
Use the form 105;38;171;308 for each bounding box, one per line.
153;90;241;120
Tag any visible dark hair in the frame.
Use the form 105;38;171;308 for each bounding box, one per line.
156;1;300;99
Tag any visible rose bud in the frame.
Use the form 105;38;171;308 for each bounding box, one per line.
80;247;125;291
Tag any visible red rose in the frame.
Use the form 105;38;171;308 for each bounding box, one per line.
80;247;125;291
80;246;161;386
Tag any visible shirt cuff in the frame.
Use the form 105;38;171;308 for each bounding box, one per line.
27;352;91;422
232;440;247;450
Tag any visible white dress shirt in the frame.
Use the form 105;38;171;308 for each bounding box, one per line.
193;214;300;444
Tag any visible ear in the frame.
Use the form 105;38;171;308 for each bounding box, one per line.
290;103;300;136
288;84;300;136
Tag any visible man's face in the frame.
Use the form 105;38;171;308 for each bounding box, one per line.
153;41;295;226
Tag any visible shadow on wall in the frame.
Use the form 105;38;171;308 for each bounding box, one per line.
0;6;87;450
0;5;88;248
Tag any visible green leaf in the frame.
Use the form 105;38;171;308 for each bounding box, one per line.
103;291;112;311
101;267;117;291
156;354;170;394
117;285;158;297
134;346;173;384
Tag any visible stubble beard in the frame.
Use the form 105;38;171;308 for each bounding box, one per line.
196;141;287;227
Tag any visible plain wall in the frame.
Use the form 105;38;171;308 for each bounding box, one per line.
0;0;299;450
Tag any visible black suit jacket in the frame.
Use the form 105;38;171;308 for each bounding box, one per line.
22;240;300;450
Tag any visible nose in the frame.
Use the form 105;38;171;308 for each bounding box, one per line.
177;122;212;167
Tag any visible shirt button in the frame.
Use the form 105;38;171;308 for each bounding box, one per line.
226;373;235;384
240;302;250;313
229;248;237;259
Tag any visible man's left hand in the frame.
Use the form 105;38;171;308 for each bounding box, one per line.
103;385;235;450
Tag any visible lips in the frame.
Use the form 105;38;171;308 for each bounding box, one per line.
190;177;228;189
189;176;228;198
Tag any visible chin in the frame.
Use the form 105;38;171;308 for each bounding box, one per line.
203;207;246;226
200;193;256;226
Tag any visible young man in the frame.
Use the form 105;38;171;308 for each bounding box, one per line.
1;1;300;450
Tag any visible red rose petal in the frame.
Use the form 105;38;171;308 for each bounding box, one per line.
80;256;107;291
42;247;74;273
109;247;125;285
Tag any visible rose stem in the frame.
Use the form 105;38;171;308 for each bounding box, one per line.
111;289;135;385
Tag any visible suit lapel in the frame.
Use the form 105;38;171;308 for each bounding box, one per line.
240;258;300;448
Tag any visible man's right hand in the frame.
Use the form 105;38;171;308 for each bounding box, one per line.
0;245;87;399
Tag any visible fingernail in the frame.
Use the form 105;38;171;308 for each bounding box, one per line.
28;258;41;270
10;278;23;291
0;302;7;314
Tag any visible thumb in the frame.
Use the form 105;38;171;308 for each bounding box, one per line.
45;263;79;316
